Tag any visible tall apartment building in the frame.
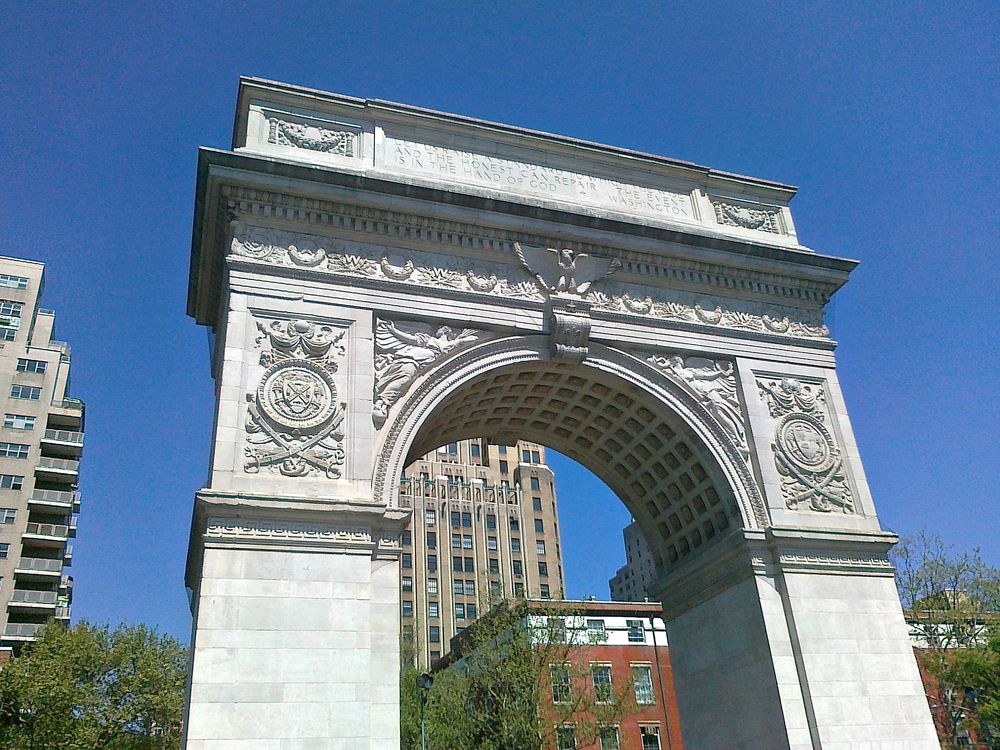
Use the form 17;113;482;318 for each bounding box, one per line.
0;258;84;650
609;520;655;602
398;439;565;667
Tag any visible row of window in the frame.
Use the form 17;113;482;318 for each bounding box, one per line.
0;474;24;490
0;275;29;290
556;723;662;750
550;662;656;706
0;443;30;459
10;385;41;401
16;359;46;374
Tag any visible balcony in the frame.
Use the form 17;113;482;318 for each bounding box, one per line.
8;589;58;610
41;429;84;457
63;545;73;565
34;456;79;482
47;397;85;430
14;556;63;579
2;622;44;641
28;488;81;512
22;522;70;547
55;605;71;620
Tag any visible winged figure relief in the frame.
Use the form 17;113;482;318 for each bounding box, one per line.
514;243;620;295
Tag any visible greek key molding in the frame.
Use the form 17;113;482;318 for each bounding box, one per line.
244;318;348;478
228;222;830;341
757;376;855;514
205;517;372;545
776;551;894;576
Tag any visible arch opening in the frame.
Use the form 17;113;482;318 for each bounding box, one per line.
379;338;760;575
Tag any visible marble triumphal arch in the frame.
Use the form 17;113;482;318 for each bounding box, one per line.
182;78;938;749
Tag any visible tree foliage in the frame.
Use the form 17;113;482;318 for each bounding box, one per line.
0;621;188;750
401;600;639;750
893;532;1000;748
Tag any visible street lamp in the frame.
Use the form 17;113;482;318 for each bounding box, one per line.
417;672;434;750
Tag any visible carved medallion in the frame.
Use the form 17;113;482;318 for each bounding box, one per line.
258;360;337;430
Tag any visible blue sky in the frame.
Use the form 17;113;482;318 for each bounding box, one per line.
2;1;996;640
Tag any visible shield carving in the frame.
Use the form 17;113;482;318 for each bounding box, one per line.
282;373;318;415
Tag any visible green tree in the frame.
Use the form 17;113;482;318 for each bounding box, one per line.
403;600;638;750
893;532;1000;748
0;621;188;750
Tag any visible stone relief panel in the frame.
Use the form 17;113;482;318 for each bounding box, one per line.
262;109;359;157
646;353;750;462
244;319;348;479
372;319;484;428
756;376;855;514
710;197;782;234
228;223;828;340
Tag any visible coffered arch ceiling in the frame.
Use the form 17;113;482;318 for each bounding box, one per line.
389;341;758;574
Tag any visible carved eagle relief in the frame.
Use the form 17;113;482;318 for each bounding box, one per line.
514;242;620;295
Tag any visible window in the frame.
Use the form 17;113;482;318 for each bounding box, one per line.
0;330;14;342
0;300;23;318
512;560;523;576
428;601;439;618
453;579;464;595
401;553;412;569
451;511;461;527
509;518;519;531
427;554;437;572
451;534;462;549
499;460;508;474
402;576;413;592
427;578;438;595
10;385;40;401
538;562;548;577
429;626;440;643
486;513;496;530
536;540;546;555
425;509;436;526
498;445;507;455
540;583;550;599
461;511;472;528
0;275;28;290
462;534;473;550
16;359;46;374
556;727;577;750
627;619;645;643
453;556;463;572
487;536;498;551
511;538;521;553
469;442;480;458
530;476;540;491
532;450;540;463
467;603;477;620
534;519;544;533
464;557;474;573
532;497;542;511
454;603;465;619
550;664;572;703
592;665;613;703
0;543;8;559
514;582;524;597
640;725;661;750
447;442;458;455
600;726;621;750
401;530;412;546
489;580;502;596
489;558;500;574
0;508;15;524
426;531;437;549
587;619;606;642
632;665;654;704
3;414;34;430
0;443;29;459
402;600;413;617
522;449;531;462
0;474;23;490
464;580;475;596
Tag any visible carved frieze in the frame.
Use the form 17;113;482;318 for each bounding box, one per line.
711;199;782;234
646;353;749;460
266;117;357;157
373;320;484;427
244;319;347;478
205;517;372;545
757;377;854;514
228;223;829;341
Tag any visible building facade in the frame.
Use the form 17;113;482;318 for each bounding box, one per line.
399;439;565;667
609;521;655;603
436;600;684;750
0;257;84;650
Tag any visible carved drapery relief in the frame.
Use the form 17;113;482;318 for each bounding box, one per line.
244;319;347;478
228;224;828;340
373;320;484;427
711;199;781;234
266;117;357;157
646;353;749;461
757;377;854;514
